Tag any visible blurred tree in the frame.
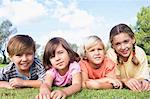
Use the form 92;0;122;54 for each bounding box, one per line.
0;19;17;64
69;43;78;52
134;6;150;55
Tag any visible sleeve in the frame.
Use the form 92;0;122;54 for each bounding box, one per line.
34;59;46;81
70;61;81;75
0;66;10;81
106;48;120;76
46;68;56;79
135;47;150;80
79;60;88;74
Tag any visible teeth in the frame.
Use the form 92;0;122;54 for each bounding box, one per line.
21;64;28;67
124;48;128;51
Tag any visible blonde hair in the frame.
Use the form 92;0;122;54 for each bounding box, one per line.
78;35;105;59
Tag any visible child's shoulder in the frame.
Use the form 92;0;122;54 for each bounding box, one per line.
135;45;147;61
32;58;43;67
103;57;115;69
135;46;146;54
70;61;80;67
0;62;15;73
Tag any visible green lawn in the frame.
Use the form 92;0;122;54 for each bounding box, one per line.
0;63;150;99
0;88;150;99
0;64;6;67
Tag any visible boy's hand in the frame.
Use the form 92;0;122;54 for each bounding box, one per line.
9;78;24;88
51;90;66;99
3;82;15;89
108;78;122;89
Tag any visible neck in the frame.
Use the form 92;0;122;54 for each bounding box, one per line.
88;61;102;69
57;66;69;76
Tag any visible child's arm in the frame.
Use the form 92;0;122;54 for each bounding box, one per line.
82;71;113;89
62;72;81;95
82;71;121;89
36;72;54;99
51;72;81;98
8;78;42;88
0;81;14;89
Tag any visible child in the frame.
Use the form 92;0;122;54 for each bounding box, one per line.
78;35;122;89
36;37;81;99
107;23;150;92
0;35;46;89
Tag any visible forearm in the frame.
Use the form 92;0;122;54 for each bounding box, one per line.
61;83;81;96
0;81;11;88
23;80;42;88
85;80;113;89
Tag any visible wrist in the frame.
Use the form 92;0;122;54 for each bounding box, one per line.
61;90;67;96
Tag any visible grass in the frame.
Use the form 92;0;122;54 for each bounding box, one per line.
0;88;150;99
0;62;150;99
0;63;6;67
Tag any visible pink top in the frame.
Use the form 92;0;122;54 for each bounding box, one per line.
47;61;81;86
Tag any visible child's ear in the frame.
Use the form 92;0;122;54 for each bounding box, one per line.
83;56;88;60
8;55;13;61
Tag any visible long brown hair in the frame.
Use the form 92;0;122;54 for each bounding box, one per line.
109;23;139;65
43;37;80;70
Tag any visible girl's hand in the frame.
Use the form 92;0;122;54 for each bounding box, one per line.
141;80;150;91
36;84;51;99
107;78;122;89
124;78;141;92
9;78;24;88
51;90;66;99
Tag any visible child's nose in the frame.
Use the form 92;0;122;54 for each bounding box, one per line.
95;50;100;54
120;43;126;50
22;55;27;61
55;55;60;61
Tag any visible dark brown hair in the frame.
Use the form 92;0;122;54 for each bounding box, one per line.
43;37;80;70
109;23;139;65
7;35;36;57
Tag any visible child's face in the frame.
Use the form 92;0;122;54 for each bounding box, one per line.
111;32;135;58
50;44;70;71
85;42;105;68
10;50;34;72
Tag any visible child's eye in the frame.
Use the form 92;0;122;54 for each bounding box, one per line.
16;54;22;56
89;49;95;52
49;56;54;59
115;43;120;46
124;40;129;43
98;48;103;51
26;52;33;55
58;51;64;54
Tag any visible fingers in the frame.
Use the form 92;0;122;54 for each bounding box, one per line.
51;90;66;99
111;79;122;89
36;93;51;99
141;80;150;91
125;79;141;92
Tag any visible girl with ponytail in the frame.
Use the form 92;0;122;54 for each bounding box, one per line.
107;23;150;92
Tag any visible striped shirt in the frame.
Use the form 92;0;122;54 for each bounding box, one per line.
0;58;46;81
